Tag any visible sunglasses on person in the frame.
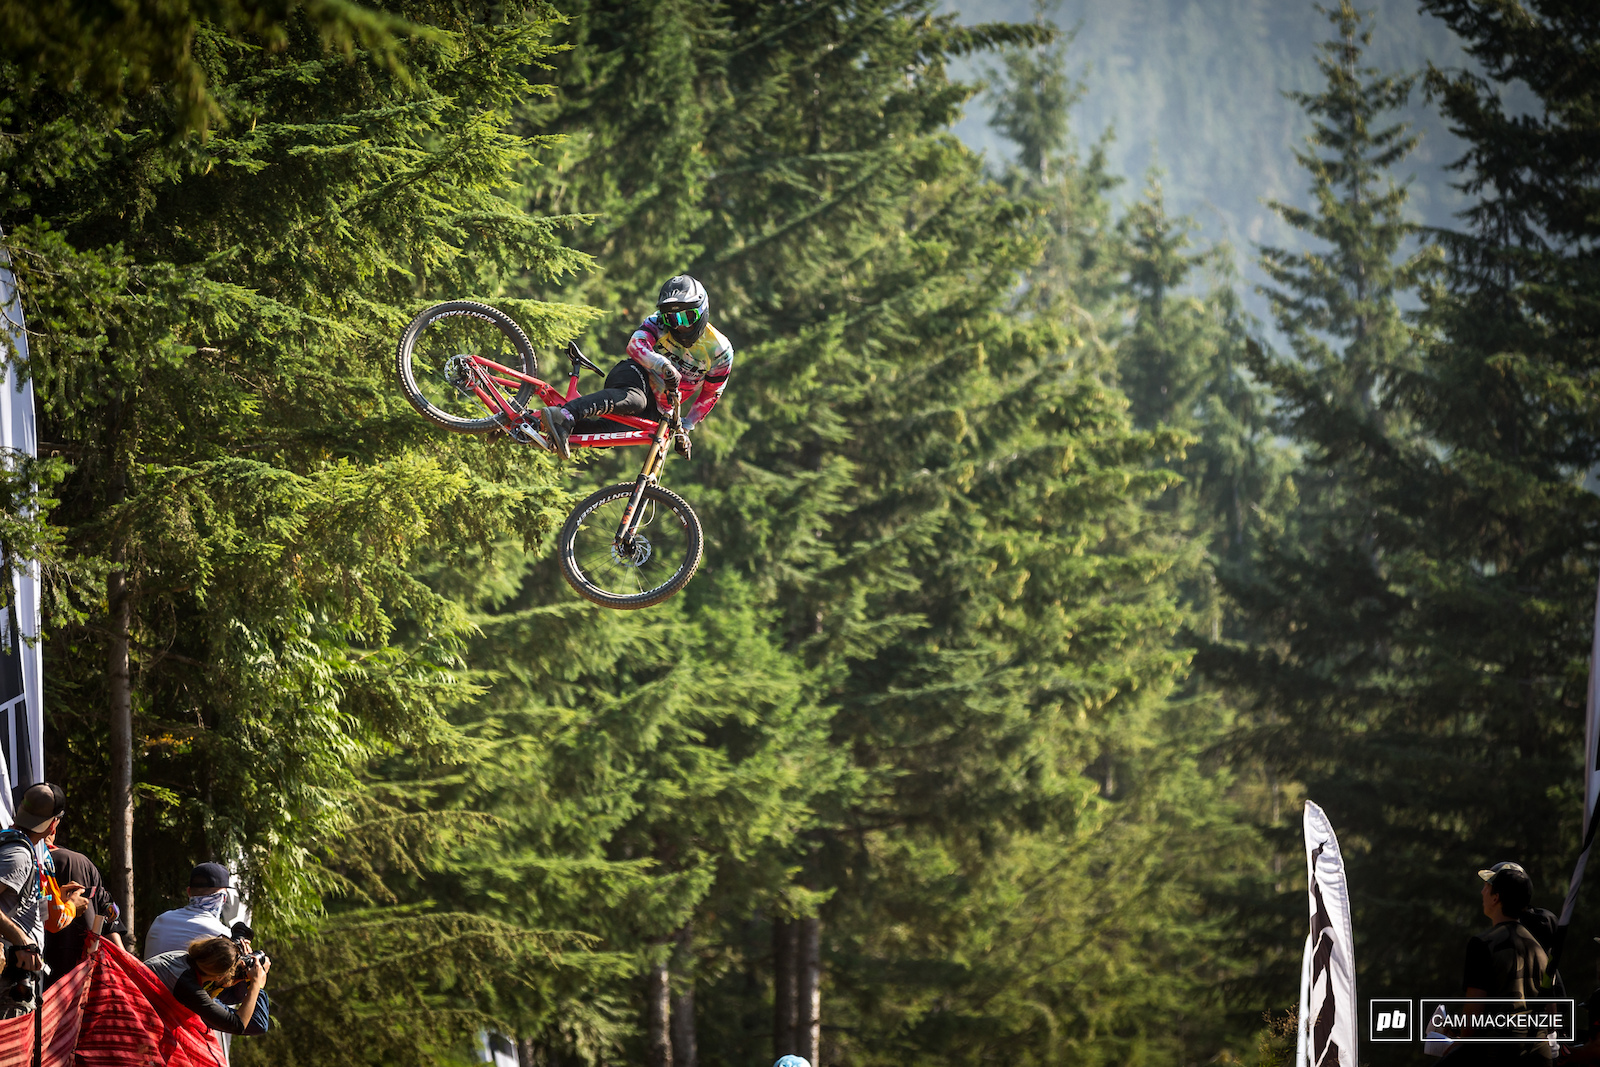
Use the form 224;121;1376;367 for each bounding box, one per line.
661;307;703;328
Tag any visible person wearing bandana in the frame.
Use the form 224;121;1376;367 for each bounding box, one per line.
145;862;260;1062
144;863;236;958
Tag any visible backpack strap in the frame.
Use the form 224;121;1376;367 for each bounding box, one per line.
0;828;36;867
0;828;45;907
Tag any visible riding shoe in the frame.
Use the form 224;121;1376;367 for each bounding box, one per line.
539;406;573;460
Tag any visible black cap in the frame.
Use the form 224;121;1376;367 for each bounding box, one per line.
13;784;58;833
189;862;230;889
1478;860;1531;888
1479;861;1534;910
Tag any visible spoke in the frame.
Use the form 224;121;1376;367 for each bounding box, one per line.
565;489;696;600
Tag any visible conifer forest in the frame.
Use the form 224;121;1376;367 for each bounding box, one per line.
0;0;1596;1064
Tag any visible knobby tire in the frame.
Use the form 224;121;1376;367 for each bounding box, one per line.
395;300;539;434
558;483;704;609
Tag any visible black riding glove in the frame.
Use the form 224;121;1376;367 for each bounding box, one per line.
673;432;692;460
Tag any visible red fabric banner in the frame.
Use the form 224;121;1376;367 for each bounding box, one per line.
39;949;92;1067
0;936;224;1066
0;950;91;1067
74;938;225;1066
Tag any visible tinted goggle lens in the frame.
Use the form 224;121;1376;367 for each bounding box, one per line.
662;307;702;328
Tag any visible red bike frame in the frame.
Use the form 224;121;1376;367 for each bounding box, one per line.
466;343;662;449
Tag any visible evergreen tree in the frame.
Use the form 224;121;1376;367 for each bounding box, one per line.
0;7;596;1058
1404;0;1600;984
984;28;1294;1062
1208;0;1433;1002
1117;177;1297;635
392;3;1286;1063
1198;0;1594;1019
0;0;428;129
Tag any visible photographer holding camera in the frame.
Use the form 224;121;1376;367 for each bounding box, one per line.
145;934;270;1048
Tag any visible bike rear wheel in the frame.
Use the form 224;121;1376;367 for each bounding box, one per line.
558;483;704;609
396;301;539;433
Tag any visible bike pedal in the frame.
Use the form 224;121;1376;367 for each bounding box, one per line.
507;419;551;449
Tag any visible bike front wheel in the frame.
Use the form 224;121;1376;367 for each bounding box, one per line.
558;483;704;609
396;301;539;433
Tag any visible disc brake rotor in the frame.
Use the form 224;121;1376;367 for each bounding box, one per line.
611;536;653;568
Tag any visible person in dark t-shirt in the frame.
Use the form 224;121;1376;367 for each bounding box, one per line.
1446;861;1550;1065
43;844;126;988
1462;862;1547;1003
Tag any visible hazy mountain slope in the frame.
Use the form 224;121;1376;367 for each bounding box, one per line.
948;0;1480;301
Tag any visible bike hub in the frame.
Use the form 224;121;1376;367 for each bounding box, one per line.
444;354;476;398
612;537;653;567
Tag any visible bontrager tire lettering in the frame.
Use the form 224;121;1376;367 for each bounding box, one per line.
395;301;539;433
558;483;704;609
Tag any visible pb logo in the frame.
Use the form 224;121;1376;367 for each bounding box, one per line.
1370;999;1415;1042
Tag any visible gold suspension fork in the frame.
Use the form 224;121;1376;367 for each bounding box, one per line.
615;407;678;549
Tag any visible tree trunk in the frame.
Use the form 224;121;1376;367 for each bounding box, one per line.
516;1035;554;1067
106;405;134;950
671;926;697;1067
646;957;672;1067
107;564;134;947
772;918;798;1057
798;916;821;1065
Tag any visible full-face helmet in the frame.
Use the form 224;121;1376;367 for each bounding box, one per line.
656;275;710;347
773;1058;811;1067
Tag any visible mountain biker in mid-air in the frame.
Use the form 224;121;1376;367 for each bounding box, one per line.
539;275;733;461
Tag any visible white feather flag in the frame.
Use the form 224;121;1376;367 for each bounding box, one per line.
1300;801;1358;1067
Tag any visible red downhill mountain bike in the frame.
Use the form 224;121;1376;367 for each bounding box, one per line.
395;301;703;610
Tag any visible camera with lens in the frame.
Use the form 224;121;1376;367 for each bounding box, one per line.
229;921;268;982
233;950;267;981
1;943;47;1006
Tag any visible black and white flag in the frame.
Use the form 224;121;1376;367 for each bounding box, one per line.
0;234;44;816
1557;573;1600;935
1298;800;1358;1067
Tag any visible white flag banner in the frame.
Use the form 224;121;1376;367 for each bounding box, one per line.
1557;572;1600;931
1296;933;1312;1067
1301;800;1358;1067
0;231;44;813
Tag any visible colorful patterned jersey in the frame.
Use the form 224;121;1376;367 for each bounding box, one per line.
625;314;733;429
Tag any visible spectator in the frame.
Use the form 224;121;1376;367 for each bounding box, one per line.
146;863;259;1062
1445;861;1550;1064
0;784;85;1018
144;863;235;958
144;936;270;1040
42;804;127;988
